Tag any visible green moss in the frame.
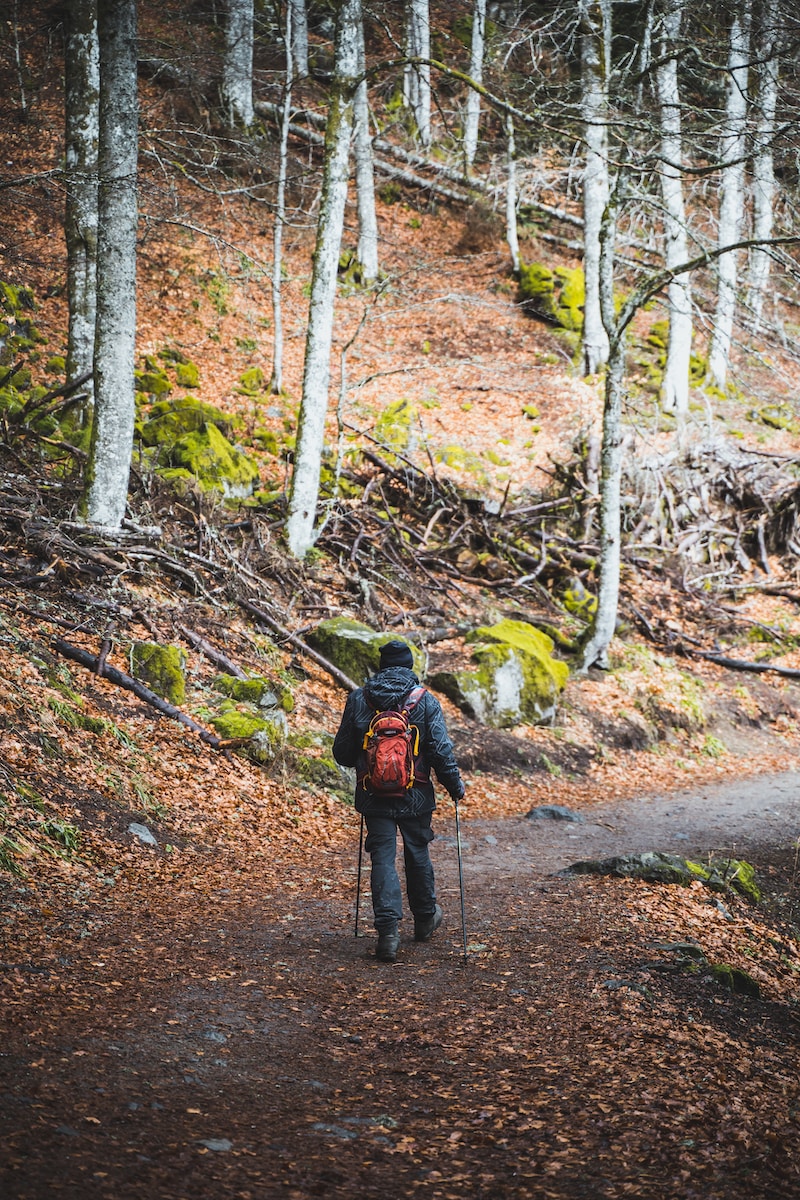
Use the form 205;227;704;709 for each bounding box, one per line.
159;345;189;365
139;395;233;448
522;404;539;420
254;428;279;454
169;422;260;499
0;281;36;314
238;366;266;395
562;577;598;619
375;397;417;455
213;673;294;713
45;355;66;374
710;963;761;998
210;709;287;764
135;368;172;397
518;261;585;333
307;618;425;685
175;361;200;388
130;642;186;705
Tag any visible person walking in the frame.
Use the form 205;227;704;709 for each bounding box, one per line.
333;639;465;963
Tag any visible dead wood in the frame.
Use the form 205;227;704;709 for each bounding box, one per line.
236;598;358;692
53;638;224;748
178;624;248;679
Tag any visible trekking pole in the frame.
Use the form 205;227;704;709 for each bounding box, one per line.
354;814;365;938
454;796;468;964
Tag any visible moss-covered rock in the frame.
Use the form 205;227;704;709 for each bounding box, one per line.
429;619;569;728
213;673;294;713
131;642;186;705
564;851;761;902
135;368;172;397
139;395;232;447
518;261;585;332
238;367;266;396
174;361;200;388
306;618;425;685
562;576;598;619
170;421;260;499
210;708;287;764
709;963;761;998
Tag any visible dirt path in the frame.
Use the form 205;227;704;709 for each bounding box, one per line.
2;775;800;1200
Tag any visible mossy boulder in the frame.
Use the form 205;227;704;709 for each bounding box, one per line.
238;367;266;396
210;708;287;764
213;673;294;713
306;618;425;685
175;361;200;388
131;642;186;705
518;261;585;332
709;963;761;998
429;619;569;728
169;422;259;499
139;395;233;447
135;368;172;397
564;852;761;902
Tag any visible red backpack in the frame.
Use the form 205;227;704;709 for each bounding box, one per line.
359;686;427;797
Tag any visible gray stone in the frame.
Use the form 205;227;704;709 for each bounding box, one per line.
526;805;584;823
128;822;157;846
199;1138;233;1152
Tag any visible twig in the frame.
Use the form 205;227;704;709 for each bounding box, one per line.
237;597;358;691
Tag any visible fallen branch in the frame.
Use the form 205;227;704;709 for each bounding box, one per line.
53;638;223;748
237;597;358;692
684;645;800;680
178;624;248;679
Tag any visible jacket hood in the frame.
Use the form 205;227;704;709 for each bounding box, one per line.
363;666;421;710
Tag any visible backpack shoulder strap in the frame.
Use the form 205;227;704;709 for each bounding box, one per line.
402;685;426;714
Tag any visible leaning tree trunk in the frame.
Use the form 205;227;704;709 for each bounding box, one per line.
222;0;254;128
708;1;751;389
746;0;779;332
65;0;99;421
463;0;487;168
269;2;293;395
579;0;611;377
83;0;138;531
286;0;360;558
655;0;692;416
289;0;308;79
354;14;378;283
404;0;431;148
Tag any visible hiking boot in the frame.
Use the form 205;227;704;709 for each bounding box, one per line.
376;927;400;962
414;904;443;943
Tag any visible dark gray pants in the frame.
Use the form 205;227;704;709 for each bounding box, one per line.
364;813;437;933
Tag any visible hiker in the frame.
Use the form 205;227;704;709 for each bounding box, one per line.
333;639;465;963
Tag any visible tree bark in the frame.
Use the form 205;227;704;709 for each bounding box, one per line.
354;14;379;282
286;0;360;558
579;0;611;376
222;0;254;128
708;1;751;389
464;0;487;168
64;0;99;421
269;2;293;395
83;0;138;531
289;0;309;79
746;0;780;332
505;113;520;275
655;0;692;416
404;0;431;148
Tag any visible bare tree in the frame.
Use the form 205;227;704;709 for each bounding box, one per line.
83;0;138;530
746;0;780;331
287;0;361;558
654;0;692;415
222;0;254;128
64;0;99;418
269;2;293;395
404;0;431;148
354;12;379;282
464;0;487;168
579;0;611;376
289;0;309;79
708;0;751;389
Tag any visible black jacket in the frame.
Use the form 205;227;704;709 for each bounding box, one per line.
332;666;465;817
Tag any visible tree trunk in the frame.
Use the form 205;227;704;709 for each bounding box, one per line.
64;0;99;421
464;0;487;168
746;0;779;332
505;113;520;275
708;1;751;389
354;15;379;282
655;0;692;416
222;0;254;128
579;0;611;377
581;174;621;671
269;2;293;395
83;0;138;531
286;0;360;559
404;0;431;148
289;0;309;79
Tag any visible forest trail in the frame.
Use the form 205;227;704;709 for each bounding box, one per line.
2;775;799;1200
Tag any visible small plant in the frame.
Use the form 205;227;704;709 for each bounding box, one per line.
0;833;25;875
701;734;727;759
42;819;80;852
539;753;562;778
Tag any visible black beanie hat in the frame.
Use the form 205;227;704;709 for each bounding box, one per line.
379;639;414;670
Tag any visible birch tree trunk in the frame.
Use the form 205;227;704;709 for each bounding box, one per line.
289;0;309;79
579;0;611;377
708;1;751;389
269;3;293;395
404;0;431;149
64;0;99;419
83;0;138;531
581;179;622;671
655;0;692;416
463;0;487;168
505;113;520;276
286;0;360;559
354;15;379;282
746;0;779;332
222;0;254;128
